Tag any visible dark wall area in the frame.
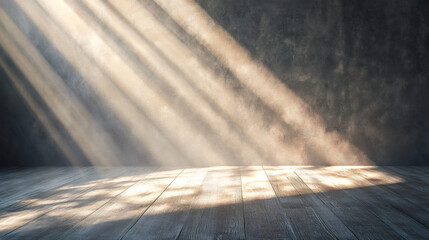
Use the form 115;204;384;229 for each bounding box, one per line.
0;66;65;167
0;0;428;166
0;48;83;167
196;0;429;165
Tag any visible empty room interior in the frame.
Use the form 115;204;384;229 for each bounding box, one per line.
0;0;428;239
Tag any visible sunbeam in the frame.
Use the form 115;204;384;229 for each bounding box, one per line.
13;0;199;166
152;0;372;165
0;0;427;239
0;7;120;166
4;0;427;167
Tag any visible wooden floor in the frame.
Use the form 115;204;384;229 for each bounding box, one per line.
0;167;428;240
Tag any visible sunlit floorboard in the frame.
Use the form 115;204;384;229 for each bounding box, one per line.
0;166;428;240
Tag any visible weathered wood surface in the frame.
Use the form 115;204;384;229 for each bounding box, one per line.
0;166;427;240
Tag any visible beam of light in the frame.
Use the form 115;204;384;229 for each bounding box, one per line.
105;0;306;164
18;0;234;166
7;0;371;165
0;57;80;165
76;0;265;164
0;8;121;166
13;0;202;166
153;0;372;165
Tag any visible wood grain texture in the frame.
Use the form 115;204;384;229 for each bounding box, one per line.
346;168;429;229
0;168;89;210
121;168;208;240
61;167;179;240
3;168;146;240
0;168;102;238
177;167;245;240
312;167;429;239
294;167;403;239
0;167;428;240
264;167;354;240
241;166;296;239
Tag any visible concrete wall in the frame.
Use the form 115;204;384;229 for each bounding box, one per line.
195;0;429;165
1;0;428;166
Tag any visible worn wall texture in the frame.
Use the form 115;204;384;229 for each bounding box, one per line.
195;0;429;165
0;0;428;166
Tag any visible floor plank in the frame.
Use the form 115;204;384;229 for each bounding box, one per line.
61;168;181;240
121;168;208;240
385;167;429;194
241;166;296;240
0;167;20;177
0;166;427;240
357;167;429;208
295;167;404;240
346;168;429;228
316;167;429;239
0;168;89;210
0;168;64;195
265;166;354;240
2;168;148;240
0;167;42;182
177;167;245;240
0;168;123;237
